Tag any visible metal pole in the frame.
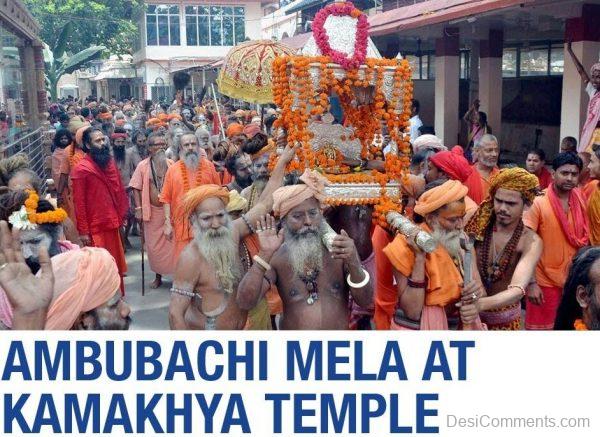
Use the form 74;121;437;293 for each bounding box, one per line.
211;83;225;140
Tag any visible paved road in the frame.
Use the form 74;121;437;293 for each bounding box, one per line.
123;235;171;330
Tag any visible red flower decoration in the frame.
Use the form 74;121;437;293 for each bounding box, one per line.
313;2;369;71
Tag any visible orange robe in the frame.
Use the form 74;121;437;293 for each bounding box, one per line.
464;166;499;205
523;192;581;329
159;159;221;261
58;144;85;225
383;225;477;330
583;180;600;245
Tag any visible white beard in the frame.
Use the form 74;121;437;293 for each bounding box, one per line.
284;225;324;278
192;217;241;293
182;151;199;169
430;224;463;260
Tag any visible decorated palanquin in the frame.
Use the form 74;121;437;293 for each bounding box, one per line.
271;1;413;226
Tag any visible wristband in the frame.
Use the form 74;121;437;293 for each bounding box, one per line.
407;277;426;289
346;268;370;288
253;255;272;271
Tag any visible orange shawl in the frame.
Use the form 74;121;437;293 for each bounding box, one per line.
383;224;462;307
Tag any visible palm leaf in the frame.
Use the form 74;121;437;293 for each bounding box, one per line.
53;22;73;60
58;45;106;76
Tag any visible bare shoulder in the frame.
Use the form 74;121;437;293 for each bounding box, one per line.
175;242;202;281
519;226;541;250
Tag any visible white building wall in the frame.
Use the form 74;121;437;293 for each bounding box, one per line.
134;0;262;101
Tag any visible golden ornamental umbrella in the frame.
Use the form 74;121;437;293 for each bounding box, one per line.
217;40;295;104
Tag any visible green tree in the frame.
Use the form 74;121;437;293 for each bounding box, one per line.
24;0;144;55
44;22;105;101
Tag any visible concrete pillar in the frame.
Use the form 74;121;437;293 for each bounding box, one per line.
434;28;460;145
469;42;479;104
560;4;600;149
479;29;503;138
18;42;40;129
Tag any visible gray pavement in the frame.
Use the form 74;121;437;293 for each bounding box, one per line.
124;235;171;330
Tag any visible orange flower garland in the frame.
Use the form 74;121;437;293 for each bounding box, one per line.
272;53;414;224
179;160;204;192
24;190;68;224
574;319;588;331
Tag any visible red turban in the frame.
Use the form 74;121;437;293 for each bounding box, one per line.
429;146;473;183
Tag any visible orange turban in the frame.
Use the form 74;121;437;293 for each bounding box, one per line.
75;124;91;146
226;123;244;138
243;124;261;139
181;184;230;219
251;139;276;160
0;247;120;329
272;169;329;218
158;113;169;122
414;180;468;216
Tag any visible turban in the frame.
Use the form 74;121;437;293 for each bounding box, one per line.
226;123;244;138
226;190;248;213
158;113;169;122
591;63;600;75
465;167;540;241
243;123;261;139
429;146;473;183
75;124;91;146
412;134;447;153
0;247;120;329
68;117;86;135
272;169;328;218
181;184;230;219
111;133;128;140
414;180;468;216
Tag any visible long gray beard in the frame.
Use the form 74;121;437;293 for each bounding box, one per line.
193;218;241;294
151;150;168;173
430;225;463;261
183;152;199;169
284;226;324;278
252;178;268;194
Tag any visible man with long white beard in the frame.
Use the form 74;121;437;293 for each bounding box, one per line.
382;180;485;330
130;132;175;289
236;169;373;330
468;134;500;204
160;133;221;263
168;144;296;330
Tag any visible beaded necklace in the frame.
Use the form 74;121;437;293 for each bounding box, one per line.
299;268;320;305
179;160;204;192
478;220;524;288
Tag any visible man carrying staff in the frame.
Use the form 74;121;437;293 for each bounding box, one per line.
383;180;485;330
236;169;373;330
168;144;296;330
130;132;175;289
464;168;543;330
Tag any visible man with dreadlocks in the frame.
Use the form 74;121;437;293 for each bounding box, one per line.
463;168;543;330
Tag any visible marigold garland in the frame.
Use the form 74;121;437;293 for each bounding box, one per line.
24;190;68;224
179;160;205;192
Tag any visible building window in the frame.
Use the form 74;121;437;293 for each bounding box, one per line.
520;46;549;76
460;50;470;79
502;48;517;77
146;4;180;46
550;44;564;75
404;53;434;80
502;42;563;78
185;5;245;46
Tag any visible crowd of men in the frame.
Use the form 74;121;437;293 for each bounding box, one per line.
0;80;599;332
